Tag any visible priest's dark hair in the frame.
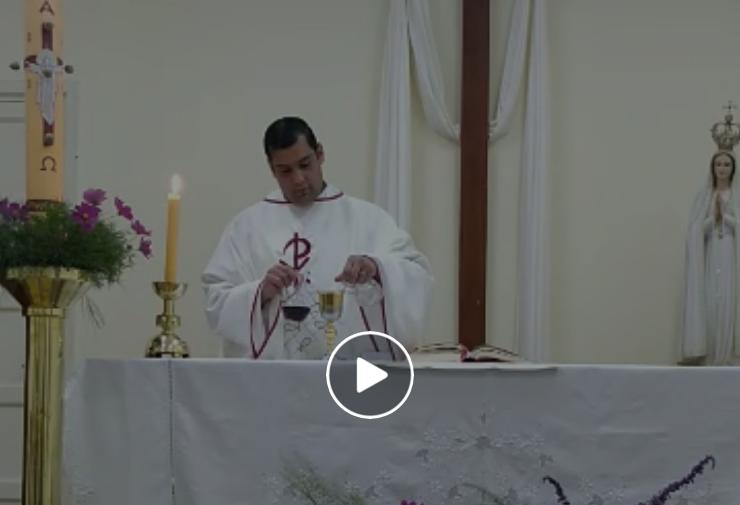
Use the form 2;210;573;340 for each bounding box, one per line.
263;116;319;159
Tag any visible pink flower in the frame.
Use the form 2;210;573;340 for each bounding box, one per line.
114;197;134;220
82;188;106;207
131;219;151;236
71;202;100;232
138;237;153;259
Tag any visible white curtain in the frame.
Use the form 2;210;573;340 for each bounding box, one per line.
515;0;550;362
374;0;550;362
375;0;531;226
375;0;412;230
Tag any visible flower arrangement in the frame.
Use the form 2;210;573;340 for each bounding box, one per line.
0;188;152;287
543;455;715;505
281;461;367;505
281;455;715;505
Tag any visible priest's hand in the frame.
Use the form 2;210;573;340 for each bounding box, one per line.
335;255;378;285
261;264;301;306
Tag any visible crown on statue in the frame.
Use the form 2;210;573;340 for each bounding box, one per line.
711;101;740;152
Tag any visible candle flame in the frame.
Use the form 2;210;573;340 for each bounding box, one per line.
169;174;183;197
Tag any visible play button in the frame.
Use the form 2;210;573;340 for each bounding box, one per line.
325;331;414;419
356;358;388;393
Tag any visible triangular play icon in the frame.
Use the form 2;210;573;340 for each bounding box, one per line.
356;357;388;393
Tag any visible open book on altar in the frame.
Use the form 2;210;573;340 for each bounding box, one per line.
412;342;522;363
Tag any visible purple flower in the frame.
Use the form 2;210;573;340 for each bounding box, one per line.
82;188;106;207
401;501;423;505
131;219;152;237
640;455;715;505
4;202;29;222
71;202;101;232
543;477;570;505
0;198;9;220
543;456;715;505
138;237;152;259
114;197;134;220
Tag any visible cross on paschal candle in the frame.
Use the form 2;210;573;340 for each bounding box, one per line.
458;0;490;350
10;0;74;204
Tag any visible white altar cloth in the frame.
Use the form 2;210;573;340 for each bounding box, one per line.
64;360;740;505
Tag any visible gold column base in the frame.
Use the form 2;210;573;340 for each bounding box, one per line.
0;267;88;505
146;281;189;358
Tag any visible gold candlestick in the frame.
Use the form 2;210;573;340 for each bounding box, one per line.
146;281;190;358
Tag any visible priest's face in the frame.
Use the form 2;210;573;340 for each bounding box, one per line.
269;135;325;206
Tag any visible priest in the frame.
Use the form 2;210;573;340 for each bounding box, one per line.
202;117;433;359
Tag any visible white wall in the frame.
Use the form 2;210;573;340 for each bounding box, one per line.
1;0;739;364
548;0;740;363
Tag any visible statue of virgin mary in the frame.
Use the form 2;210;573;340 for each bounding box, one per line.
682;105;740;365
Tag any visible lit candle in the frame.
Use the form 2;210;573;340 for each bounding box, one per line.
164;174;183;282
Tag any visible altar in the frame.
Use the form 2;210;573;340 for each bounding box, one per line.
64;360;739;505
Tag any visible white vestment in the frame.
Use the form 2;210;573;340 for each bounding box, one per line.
682;180;740;365
202;184;433;359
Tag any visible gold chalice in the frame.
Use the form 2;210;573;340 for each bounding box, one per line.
317;289;343;354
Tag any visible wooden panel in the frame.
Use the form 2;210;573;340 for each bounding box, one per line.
459;0;490;349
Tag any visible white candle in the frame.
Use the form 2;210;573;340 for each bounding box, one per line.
164;174;183;282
